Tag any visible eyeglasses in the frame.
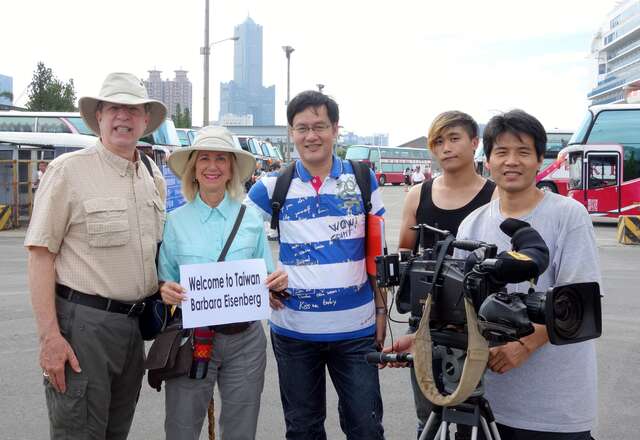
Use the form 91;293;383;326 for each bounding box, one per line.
291;124;332;136
102;104;145;117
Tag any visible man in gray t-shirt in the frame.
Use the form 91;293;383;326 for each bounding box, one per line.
458;110;600;439
457;192;600;435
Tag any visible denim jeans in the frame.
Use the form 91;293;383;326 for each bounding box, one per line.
270;331;385;440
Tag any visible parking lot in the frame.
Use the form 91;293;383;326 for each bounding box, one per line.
0;185;639;439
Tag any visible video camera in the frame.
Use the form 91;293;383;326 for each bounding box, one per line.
376;218;602;346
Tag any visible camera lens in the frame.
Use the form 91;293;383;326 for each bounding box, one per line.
552;287;584;339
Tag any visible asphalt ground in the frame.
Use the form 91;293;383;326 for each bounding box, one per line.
0;185;638;439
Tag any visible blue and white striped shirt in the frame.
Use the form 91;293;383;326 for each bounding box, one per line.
246;156;385;341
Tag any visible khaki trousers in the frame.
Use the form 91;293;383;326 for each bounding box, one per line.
44;296;145;440
164;321;267;440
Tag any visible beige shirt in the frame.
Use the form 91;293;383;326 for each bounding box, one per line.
25;140;166;301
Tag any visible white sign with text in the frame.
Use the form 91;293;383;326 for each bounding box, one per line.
179;259;269;329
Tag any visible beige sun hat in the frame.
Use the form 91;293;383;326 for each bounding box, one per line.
78;72;167;137
168;126;256;182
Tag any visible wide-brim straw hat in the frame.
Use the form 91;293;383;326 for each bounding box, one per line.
168;126;256;182
79;72;167;137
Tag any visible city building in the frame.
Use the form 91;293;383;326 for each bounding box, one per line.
0;74;13;107
144;70;193;119
589;0;640;105
219;16;275;126
220;113;254;126
339;131;389;146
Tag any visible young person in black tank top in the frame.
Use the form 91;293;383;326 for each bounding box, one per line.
415;178;495;252
388;111;496;440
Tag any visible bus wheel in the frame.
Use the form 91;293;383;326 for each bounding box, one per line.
537;181;557;193
379;175;386;185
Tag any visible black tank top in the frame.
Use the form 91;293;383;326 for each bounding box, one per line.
414;179;496;252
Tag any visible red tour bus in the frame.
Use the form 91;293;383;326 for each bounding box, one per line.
345;144;434;185
562;103;640;217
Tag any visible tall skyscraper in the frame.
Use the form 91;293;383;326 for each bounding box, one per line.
144;70;193;119
219;16;275;126
0;74;13;106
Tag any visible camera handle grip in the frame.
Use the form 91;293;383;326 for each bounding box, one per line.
452;239;487;252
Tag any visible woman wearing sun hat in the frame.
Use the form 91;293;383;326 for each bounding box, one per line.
158;125;287;440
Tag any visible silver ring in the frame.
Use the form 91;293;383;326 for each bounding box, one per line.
43;371;49;377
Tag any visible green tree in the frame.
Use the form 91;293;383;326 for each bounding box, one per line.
182;107;192;128
335;146;347;159
172;103;192;128
26;62;76;111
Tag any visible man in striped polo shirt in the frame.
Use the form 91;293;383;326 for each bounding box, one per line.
246;90;387;439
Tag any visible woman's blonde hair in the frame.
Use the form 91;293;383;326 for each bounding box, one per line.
180;151;245;202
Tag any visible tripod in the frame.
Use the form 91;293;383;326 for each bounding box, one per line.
417;346;501;440
420;394;500;440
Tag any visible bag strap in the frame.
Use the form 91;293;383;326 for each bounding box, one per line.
269;160;372;238
349;160;372;214
140;151;153;176
270;162;296;232
218;204;246;262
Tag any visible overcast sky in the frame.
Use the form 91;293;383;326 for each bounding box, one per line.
1;0;618;145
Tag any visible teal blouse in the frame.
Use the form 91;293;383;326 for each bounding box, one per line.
158;192;275;283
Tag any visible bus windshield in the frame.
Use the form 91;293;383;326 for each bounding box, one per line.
586;109;640;182
546;132;572;158
345;146;372;160
569;111;593;145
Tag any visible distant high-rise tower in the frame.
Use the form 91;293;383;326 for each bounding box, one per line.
0;74;13;106
144;70;193;120
219;16;275;126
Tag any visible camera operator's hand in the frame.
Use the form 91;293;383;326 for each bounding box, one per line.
488;324;549;374
380;334;415;369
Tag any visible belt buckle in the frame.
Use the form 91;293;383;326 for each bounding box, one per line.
127;302;145;317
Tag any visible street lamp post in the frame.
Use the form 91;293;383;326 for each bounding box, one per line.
201;0;238;127
282;45;295;162
317;84;325;93
202;0;210;127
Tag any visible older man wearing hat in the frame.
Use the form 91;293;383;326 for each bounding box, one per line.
25;72;167;439
157;125;287;440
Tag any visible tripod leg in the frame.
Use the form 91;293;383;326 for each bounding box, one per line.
487;422;501;440
479;416;496;440
439;421;448;440
420;412;440;440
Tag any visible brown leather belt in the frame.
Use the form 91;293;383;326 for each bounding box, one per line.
55;284;145;317
212;321;253;335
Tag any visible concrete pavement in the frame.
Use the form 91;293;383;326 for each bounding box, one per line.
1;185;638;439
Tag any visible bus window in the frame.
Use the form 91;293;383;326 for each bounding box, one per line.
0;116;36;132
381;163;394;173
587;155;617;189
37;117;72;134
176;129;190;147
568;153;583;190
65;117;94;135
345;146;370;160
585;109;640;183
623;144;640;181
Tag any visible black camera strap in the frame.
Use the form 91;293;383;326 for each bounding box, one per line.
425;234;456;303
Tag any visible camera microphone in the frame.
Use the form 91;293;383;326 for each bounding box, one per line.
364;351;413;365
480;218;550;284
